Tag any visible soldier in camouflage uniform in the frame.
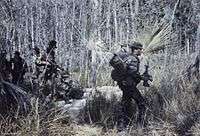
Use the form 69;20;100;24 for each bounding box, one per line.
44;40;58;82
110;42;147;128
33;46;48;79
0;50;12;81
10;51;28;84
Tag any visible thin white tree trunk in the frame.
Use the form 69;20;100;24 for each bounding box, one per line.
186;38;190;55
126;14;130;43
195;23;200;51
24;2;29;52
106;0;111;48
31;6;35;48
55;2;58;42
113;0;118;44
78;2;85;81
134;0;139;15
129;0;134;18
69;0;75;72
37;0;42;48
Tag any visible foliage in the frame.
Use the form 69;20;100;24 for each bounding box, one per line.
0;0;199;135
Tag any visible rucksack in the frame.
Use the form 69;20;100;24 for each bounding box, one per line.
109;52;128;81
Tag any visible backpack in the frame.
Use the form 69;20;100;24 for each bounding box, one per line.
109;52;128;81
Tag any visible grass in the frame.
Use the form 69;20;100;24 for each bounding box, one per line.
0;51;199;136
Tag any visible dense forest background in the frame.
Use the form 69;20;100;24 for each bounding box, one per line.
0;0;199;86
0;0;200;135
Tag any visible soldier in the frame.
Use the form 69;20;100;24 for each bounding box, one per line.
0;50;12;81
10;51;27;84
33;46;48;79
110;42;148;128
44;40;58;82
46;40;57;61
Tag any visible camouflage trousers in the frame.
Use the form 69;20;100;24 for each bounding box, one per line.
118;82;146;127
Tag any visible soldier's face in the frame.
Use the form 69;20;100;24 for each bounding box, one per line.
133;48;143;56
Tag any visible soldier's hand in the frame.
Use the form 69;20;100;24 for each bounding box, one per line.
149;75;153;81
141;74;153;82
134;72;142;84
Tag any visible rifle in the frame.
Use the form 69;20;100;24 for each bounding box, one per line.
34;47;66;72
46;59;65;71
141;64;153;87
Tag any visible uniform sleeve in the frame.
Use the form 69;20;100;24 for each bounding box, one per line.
35;56;47;66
